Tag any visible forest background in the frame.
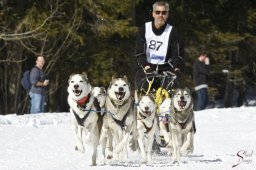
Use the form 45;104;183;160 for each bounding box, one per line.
0;0;256;115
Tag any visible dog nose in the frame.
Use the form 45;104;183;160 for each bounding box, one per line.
145;106;149;111
119;87;124;92
180;96;184;100
74;84;79;89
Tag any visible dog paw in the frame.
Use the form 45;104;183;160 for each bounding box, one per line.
90;162;97;166
141;153;146;161
180;146;190;156
141;159;147;165
146;161;152;166
172;160;180;164
75;145;85;153
106;155;113;159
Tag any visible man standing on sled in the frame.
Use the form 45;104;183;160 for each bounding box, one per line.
134;1;185;97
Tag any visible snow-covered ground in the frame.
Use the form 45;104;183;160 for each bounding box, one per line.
0;107;255;170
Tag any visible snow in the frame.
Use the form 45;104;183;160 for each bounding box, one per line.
0;107;256;170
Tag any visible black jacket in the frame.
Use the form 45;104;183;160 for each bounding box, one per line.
193;60;210;86
135;22;185;71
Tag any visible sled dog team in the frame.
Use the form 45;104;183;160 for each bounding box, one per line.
67;73;195;166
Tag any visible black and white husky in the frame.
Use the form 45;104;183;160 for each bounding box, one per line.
67;73;106;166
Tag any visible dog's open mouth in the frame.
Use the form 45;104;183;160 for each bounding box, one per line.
143;110;151;116
73;89;82;96
115;91;125;101
178;100;187;109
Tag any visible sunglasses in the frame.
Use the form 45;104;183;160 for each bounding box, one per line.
155;10;168;15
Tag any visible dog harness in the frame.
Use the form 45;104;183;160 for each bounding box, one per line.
72;109;91;127
141;119;154;134
172;107;193;130
112;112;129;129
107;97;132;129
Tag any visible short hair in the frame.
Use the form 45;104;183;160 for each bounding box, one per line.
152;1;169;11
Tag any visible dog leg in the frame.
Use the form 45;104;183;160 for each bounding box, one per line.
146;133;155;164
114;132;129;154
120;131;129;159
110;129;120;159
130;121;138;151
171;130;181;163
84;129;91;144
91;128;99;166
106;130;113;159
138;130;147;164
99;127;108;144
180;131;193;156
155;122;162;145
73;124;85;153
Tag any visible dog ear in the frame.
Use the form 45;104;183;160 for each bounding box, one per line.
112;75;116;81
68;73;76;82
123;75;128;82
147;93;155;101
184;87;191;93
123;75;131;87
81;72;88;81
100;87;106;94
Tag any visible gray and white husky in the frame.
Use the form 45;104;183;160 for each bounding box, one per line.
159;88;195;163
67;73;106;166
137;95;160;164
100;75;137;160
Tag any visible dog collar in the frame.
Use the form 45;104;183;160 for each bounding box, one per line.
75;94;91;106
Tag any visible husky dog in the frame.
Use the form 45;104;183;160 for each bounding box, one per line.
164;88;195;163
137;95;160;164
100;75;137;159
67;73;106;166
160;88;195;162
91;86;106;116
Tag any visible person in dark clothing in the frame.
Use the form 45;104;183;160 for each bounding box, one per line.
29;55;49;113
134;1;185;97
193;53;210;111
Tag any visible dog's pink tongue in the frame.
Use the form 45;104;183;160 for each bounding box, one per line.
75;90;80;94
178;101;186;107
116;92;124;100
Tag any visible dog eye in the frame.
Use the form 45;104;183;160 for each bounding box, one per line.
80;81;83;83
71;81;74;83
123;84;127;86
114;84;118;86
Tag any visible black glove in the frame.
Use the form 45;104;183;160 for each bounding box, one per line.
145;67;155;74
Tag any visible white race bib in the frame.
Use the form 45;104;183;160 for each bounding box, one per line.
145;22;172;64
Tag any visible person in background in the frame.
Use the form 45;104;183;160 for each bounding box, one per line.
134;1;185;98
29;55;49;113
193;52;210;111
